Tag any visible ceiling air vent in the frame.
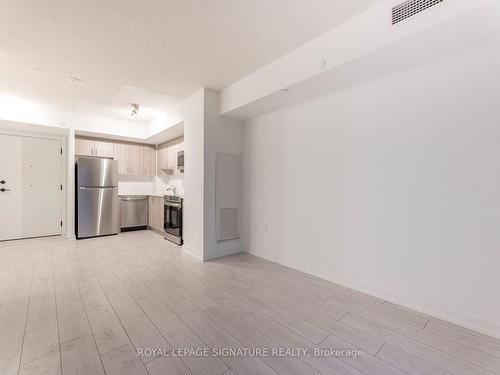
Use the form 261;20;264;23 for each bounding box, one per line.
392;0;445;25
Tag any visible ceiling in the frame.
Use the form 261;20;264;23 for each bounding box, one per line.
220;0;500;120
0;0;383;122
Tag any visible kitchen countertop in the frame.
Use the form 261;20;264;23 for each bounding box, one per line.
119;193;184;198
119;194;151;197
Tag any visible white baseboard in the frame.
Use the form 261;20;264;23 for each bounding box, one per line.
183;245;203;261
246;247;500;340
204;247;243;261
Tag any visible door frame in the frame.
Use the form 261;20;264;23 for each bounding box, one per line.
0;128;67;240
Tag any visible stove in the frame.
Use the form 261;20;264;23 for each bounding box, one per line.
164;195;183;245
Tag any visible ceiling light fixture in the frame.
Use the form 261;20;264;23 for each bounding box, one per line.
280;88;290;93
130;103;140;117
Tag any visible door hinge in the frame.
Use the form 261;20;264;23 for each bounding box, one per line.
60;221;63;227
60;184;63;191
60;148;63;155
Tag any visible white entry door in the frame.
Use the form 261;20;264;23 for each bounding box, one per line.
0;135;23;239
0;134;62;241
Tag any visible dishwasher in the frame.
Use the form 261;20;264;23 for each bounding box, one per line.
120;195;149;231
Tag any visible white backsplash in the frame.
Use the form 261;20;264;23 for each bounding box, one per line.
118;175;184;196
118;176;155;195
155;175;185;196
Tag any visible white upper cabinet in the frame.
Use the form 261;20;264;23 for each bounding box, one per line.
94;140;114;158
76;138;114;158
129;144;143;176
113;142;130;175
75;138;95;156
113;142;155;177
157;144;172;173
157;137;184;176
143;146;156;177
76;137;157;177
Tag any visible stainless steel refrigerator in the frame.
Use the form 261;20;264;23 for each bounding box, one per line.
76;157;118;239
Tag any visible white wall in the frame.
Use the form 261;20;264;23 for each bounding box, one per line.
203;89;244;260
242;41;500;338
152;88;243;261
174;89;205;260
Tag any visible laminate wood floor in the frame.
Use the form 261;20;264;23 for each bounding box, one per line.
1;231;499;375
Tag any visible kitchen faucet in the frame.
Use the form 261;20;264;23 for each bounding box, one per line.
166;186;177;195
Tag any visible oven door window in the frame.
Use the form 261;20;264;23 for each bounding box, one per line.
164;204;182;237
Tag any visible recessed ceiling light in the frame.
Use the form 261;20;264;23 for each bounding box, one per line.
66;76;84;85
280;88;290;93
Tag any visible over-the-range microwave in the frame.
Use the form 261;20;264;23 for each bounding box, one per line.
177;150;184;173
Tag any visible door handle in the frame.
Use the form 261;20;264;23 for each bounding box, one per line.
0;188;10;192
0;180;5;184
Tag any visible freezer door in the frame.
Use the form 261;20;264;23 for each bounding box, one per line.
77;157;118;187
77;187;118;238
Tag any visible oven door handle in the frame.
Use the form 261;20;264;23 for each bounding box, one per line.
164;203;182;208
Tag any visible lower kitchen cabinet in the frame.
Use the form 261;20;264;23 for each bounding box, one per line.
148;196;164;231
